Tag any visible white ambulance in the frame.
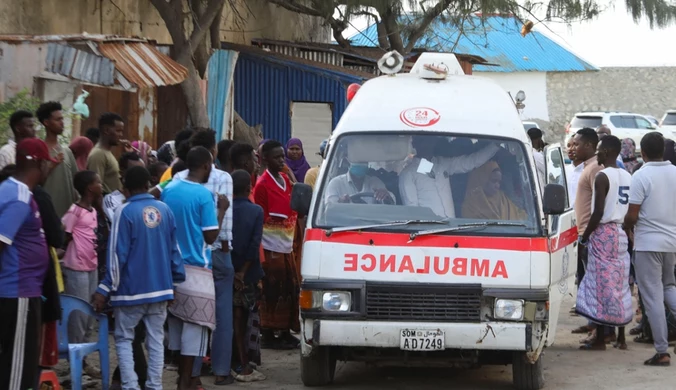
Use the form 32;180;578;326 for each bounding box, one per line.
290;52;577;390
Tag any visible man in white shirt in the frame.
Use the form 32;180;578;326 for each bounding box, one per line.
398;136;499;218
624;132;676;366
102;152;145;224
0;111;36;170
565;137;585;205
325;162;394;204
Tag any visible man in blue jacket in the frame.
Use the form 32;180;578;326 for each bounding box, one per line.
93;166;185;390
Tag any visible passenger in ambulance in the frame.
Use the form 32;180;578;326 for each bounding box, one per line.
461;160;528;220
325;161;396;204
398;136;500;218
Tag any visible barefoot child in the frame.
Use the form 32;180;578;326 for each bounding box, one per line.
576;135;633;350
231;170;266;382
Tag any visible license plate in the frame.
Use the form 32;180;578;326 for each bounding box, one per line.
400;329;445;351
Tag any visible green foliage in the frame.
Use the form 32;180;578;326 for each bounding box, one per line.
271;0;676;55
0;90;41;146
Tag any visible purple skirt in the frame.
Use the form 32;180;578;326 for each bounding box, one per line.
576;223;633;326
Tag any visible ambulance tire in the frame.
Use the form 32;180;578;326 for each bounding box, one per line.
301;346;336;386
512;352;545;390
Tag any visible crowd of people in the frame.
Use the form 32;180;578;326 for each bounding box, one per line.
0;102;322;390
4;99;676;390
533;125;676;366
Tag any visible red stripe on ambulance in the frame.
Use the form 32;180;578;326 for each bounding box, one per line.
304;227;577;253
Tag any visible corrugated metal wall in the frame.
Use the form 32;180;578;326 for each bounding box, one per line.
207;50;238;140
233;53;365;143
156;84;189;147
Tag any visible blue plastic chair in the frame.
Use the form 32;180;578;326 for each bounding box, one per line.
57;294;110;390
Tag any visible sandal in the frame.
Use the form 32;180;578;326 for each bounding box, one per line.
644;353;670;366
634;335;653;344
629;326;642;336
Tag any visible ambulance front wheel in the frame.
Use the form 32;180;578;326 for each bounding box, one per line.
512;352;545;390
301;346;337;386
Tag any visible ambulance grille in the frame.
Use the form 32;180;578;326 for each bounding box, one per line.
365;283;482;322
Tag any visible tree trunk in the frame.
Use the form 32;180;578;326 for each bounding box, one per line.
381;9;405;54
181;61;210;128
376;22;389;49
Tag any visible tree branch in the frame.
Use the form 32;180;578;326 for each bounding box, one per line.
182;0;227;63
404;0;452;53
210;1;227;49
267;0;323;16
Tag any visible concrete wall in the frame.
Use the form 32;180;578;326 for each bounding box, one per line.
0;0;328;44
475;71;549;124
546;67;676;142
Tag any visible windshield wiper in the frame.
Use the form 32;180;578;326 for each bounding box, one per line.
409;221;528;241
325;219;447;237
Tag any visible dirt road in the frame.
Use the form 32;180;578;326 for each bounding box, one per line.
66;297;668;389
157;298;671;390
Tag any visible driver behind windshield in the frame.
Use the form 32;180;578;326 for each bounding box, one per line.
461;161;527;220
325;162;395;204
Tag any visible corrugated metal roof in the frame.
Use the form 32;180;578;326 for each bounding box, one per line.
0;34;148;43
45;43;116;85
222;42;375;80
252;38;490;66
349;15;598;72
97;43;188;87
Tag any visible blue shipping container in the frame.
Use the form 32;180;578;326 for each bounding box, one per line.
232;51;369;144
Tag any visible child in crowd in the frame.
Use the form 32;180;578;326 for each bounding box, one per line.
93;166;185;390
148;161;169;187
61;170;102;377
230;170;266;382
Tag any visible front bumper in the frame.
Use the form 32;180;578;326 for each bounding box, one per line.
305;319;529;351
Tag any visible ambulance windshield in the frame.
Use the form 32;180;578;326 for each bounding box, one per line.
313;133;540;235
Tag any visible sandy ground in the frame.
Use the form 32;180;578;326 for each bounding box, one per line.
57;297;674;390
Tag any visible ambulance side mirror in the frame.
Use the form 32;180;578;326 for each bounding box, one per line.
291;183;313;217
543;183;566;215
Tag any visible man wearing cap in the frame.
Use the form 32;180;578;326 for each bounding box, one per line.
303;139;328;190
0;138;56;390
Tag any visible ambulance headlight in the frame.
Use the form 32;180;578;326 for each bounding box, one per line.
322;292;351;312
494;299;524;320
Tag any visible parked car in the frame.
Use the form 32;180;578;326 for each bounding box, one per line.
566;111;672;152
646;115;660;127
659;110;676;132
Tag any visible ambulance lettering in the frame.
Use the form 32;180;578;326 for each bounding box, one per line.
343;253;509;278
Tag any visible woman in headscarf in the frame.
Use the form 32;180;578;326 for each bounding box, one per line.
461;161;528;220
131;140;152;165
68;136;94;171
285;138;311;183
620;138;639;173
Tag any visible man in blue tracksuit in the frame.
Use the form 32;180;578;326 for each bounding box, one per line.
93;166;185;390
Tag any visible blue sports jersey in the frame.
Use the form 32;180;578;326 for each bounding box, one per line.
0;178;49;298
161;179;219;269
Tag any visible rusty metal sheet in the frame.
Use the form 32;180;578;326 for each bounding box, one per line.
45;43;115;86
97;43;188;88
